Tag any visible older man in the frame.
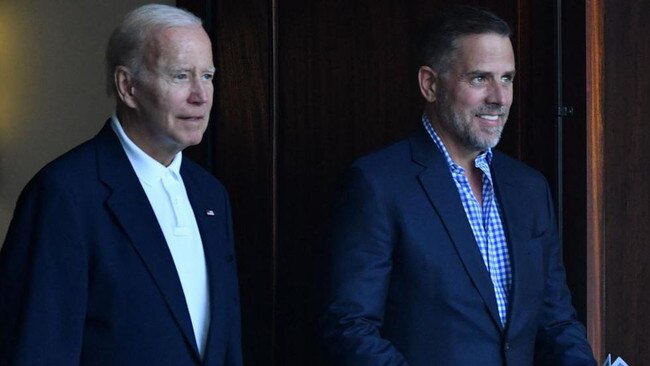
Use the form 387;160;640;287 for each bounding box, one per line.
323;5;596;366
0;5;242;365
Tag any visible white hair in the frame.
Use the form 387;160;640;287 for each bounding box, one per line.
105;4;203;96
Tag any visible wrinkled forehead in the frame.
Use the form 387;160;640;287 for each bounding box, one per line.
148;24;211;52
143;25;213;67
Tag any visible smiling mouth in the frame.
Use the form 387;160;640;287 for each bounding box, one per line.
477;114;500;121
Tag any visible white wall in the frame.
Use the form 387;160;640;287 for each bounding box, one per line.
0;0;174;242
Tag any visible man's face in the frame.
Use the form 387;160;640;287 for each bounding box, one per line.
131;25;215;160
433;33;515;154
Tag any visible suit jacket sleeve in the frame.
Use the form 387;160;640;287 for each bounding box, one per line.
533;181;596;366
0;173;88;365
322;167;409;366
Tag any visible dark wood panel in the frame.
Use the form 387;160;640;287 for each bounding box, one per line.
561;0;588;325
178;0;275;365
519;1;555;179
602;0;650;363
276;1;428;364
211;2;275;364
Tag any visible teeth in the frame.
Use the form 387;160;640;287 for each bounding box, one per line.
479;115;499;121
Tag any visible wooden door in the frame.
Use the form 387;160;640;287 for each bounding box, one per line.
586;0;650;363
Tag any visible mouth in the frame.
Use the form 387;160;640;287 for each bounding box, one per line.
178;115;206;122
477;114;500;121
475;105;508;123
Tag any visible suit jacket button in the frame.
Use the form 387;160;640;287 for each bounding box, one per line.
503;342;511;352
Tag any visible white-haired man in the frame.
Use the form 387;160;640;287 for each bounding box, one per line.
0;4;242;365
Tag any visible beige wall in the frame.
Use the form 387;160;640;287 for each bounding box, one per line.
0;0;174;241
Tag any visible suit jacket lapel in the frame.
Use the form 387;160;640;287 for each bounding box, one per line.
181;166;230;364
409;129;503;330
491;155;538;335
94;122;200;359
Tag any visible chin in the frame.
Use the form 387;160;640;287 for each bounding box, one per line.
468;137;500;151
187;136;205;147
174;133;205;150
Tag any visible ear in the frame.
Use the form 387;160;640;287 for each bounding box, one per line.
418;66;438;103
114;66;138;109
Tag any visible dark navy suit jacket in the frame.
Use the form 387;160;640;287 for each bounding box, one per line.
323;127;595;365
0;122;242;365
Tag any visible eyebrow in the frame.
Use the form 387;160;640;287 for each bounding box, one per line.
465;70;517;78
168;66;217;73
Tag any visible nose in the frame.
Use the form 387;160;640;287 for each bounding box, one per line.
188;79;211;105
486;80;512;106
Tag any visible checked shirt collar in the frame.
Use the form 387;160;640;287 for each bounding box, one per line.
422;114;512;326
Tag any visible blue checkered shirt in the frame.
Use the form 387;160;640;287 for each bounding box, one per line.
423;115;512;325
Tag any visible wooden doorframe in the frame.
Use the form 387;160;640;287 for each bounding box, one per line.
585;0;604;360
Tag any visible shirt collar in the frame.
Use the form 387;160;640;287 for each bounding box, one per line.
110;113;183;186
421;113;493;172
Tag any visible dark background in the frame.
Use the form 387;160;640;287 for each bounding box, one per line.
176;0;649;364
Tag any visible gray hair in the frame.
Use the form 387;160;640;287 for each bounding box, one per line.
105;4;203;97
419;5;511;76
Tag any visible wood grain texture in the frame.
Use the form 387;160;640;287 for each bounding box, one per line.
275;2;428;363
601;0;650;363
213;1;276;363
586;0;604;360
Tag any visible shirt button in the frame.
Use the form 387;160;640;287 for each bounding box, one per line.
503;342;511;352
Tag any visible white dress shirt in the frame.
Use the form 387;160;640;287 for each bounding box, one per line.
111;115;210;357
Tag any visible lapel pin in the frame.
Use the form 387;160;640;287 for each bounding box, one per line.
206;210;215;216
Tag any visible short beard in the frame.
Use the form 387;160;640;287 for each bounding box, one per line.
435;86;508;152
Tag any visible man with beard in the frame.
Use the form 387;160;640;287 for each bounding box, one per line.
322;5;596;366
0;5;241;365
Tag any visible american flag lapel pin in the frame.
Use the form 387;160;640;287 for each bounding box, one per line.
206;209;215;216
